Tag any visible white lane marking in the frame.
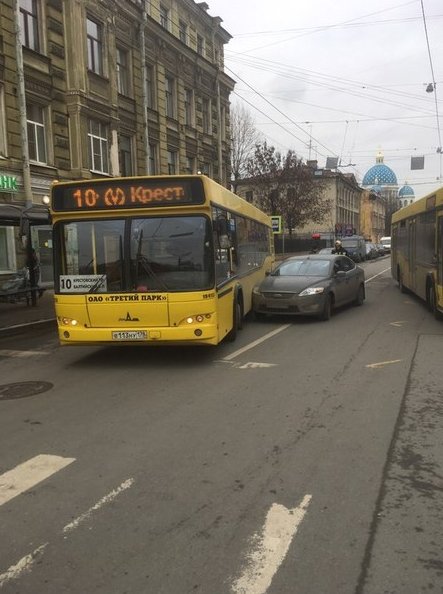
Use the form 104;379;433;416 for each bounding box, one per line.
223;325;292;361
365;267;390;283
366;359;402;369
0;349;50;358
238;362;278;369
63;478;134;533
231;495;312;594
389;321;406;327
0;455;75;507
0;543;48;588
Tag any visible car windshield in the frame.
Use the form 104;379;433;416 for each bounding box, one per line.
275;259;331;277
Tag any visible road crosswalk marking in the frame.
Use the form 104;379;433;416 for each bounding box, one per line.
0;454;75;507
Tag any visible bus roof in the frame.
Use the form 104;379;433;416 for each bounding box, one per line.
50;174;272;227
391;186;443;224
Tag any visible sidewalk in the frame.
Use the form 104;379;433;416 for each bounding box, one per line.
0;289;56;335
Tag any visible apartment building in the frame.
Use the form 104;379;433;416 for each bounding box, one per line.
0;0;234;286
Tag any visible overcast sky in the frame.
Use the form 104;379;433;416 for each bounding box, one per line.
208;0;443;199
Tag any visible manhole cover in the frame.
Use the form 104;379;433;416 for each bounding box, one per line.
0;381;53;401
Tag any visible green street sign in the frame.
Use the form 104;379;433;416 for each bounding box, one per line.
0;175;18;191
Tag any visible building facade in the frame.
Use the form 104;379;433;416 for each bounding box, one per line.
0;0;234;287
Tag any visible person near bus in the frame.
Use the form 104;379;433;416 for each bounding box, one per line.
332;240;349;256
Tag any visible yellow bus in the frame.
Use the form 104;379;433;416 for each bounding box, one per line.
50;175;274;345
391;186;443;319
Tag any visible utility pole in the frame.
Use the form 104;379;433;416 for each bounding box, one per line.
140;1;151;174
14;0;37;305
14;0;32;208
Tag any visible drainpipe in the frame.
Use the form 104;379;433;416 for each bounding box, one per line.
13;0;32;208
140;1;150;173
216;70;223;185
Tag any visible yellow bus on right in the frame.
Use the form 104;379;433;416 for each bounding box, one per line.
391;187;443;320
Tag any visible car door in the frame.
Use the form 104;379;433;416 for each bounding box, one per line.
332;257;349;306
340;256;359;303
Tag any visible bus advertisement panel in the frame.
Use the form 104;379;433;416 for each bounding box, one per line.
391;187;443;319
51;175;274;345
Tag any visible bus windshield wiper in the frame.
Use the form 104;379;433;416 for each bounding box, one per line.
137;256;169;290
88;273;107;293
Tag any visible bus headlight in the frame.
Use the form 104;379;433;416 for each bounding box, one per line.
58;317;79;326
183;314;212;325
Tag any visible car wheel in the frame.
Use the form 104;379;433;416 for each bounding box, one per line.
319;294;332;321
354;283;365;306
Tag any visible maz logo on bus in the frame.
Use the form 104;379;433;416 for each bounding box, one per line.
72;185;187;209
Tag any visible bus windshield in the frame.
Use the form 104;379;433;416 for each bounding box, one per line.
57;215;214;293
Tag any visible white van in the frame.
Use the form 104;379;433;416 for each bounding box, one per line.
380;236;391;252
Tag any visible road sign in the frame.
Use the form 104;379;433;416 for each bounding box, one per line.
271;215;282;234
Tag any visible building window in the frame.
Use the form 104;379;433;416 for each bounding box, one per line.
184;88;193;126
119;135;133;176
0;86;6;156
167;150;177;174
160;5;169;30
148;143;157;174
197;34;204;56
202;98;210;134
185;156;195;174
199;162;211;177
88;119;108;173
0;227;16;273
146;65;155;109
179;20;188;44
221;106;226;141
87;17;103;75
20;0;39;51
116;47;129;95
165;76;175;118
27;103;47;164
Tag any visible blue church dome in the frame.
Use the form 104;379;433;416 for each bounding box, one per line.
398;184;414;197
362;152;397;186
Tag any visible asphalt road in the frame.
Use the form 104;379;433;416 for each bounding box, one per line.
0;256;442;594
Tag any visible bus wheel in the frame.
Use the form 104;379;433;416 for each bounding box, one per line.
398;268;406;293
227;299;242;342
428;283;443;320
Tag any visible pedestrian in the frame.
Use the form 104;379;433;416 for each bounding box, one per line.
28;248;40;286
332;239;349;256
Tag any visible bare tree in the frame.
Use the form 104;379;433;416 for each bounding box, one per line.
230;103;262;193
246;143;331;235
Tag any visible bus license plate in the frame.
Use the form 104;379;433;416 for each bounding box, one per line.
112;330;148;341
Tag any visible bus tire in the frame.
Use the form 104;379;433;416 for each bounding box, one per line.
398;268;407;293
227;298;242;342
428;281;443;321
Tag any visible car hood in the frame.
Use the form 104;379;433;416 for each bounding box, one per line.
259;275;326;294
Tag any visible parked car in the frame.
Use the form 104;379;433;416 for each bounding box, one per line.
318;247;334;254
380;236;391;252
365;242;378;259
375;243;386;256
252;254;365;321
340;236;366;262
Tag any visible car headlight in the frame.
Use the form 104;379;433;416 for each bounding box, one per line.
299;287;325;296
252;286;262;295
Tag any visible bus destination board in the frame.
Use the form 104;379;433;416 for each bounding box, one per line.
52;178;205;212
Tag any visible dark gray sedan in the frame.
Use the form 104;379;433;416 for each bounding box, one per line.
252;255;365;321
